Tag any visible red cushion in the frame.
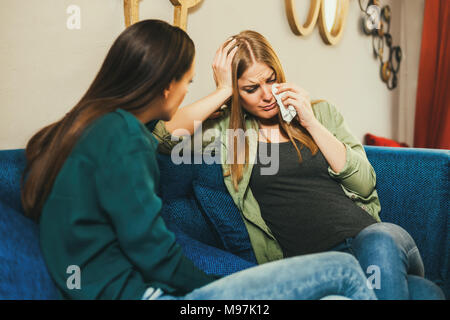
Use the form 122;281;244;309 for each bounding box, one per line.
364;133;409;147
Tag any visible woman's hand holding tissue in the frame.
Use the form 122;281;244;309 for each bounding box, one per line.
275;83;319;131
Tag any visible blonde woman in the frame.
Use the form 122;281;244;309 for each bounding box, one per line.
153;31;444;300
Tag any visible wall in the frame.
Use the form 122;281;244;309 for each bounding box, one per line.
397;0;425;147
0;0;422;149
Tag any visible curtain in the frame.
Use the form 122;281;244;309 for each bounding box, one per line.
414;0;450;149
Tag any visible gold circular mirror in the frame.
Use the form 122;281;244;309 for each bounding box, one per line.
285;0;322;36
318;0;350;45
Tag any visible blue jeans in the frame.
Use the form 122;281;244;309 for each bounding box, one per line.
329;222;445;300
155;252;377;300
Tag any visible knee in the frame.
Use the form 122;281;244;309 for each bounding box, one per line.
320;251;363;273
354;222;405;252
358;222;404;238
295;252;361;272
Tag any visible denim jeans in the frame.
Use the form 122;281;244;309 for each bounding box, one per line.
154;252;377;300
329;222;445;300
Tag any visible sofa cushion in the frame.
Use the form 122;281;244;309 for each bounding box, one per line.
0;200;59;299
365;133;409;147
157;153;224;247
193;163;257;264
159;197;224;247
168;223;256;276
0;149;26;212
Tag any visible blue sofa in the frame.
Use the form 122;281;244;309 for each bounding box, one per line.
0;146;448;299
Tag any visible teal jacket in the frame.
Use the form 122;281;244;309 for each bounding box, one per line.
153;101;382;264
39;109;216;300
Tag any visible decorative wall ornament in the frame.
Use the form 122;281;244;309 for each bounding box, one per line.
285;0;350;45
123;0;203;31
124;0;140;28
170;0;203;31
124;0;203;31
359;0;402;90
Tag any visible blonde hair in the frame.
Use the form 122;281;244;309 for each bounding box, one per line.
224;30;323;191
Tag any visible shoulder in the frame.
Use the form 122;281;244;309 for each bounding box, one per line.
311;100;344;132
312;100;340;118
89;109;144;138
75;109;152;163
201;106;231;132
210;106;231;128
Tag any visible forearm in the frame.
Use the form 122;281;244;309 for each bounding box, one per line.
306;120;347;174
164;87;231;135
307;118;376;197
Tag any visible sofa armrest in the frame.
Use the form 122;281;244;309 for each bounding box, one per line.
364;146;449;296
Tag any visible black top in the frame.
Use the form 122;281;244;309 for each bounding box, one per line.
249;141;376;257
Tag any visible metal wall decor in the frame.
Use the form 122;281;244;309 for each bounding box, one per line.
359;0;402;90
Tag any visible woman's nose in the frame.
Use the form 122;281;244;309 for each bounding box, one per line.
261;84;273;102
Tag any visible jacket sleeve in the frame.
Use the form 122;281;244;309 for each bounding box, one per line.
95;147;216;294
316;102;377;198
151;116;225;155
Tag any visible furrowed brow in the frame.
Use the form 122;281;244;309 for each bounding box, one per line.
243;71;275;86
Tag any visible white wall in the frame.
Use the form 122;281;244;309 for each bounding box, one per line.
397;0;425;146
0;0;422;149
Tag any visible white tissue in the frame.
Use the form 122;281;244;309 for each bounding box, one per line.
272;84;297;124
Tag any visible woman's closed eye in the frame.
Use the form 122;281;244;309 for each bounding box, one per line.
267;76;276;84
244;86;259;94
243;77;276;94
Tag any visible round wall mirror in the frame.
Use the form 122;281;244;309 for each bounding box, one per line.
318;0;350;45
285;0;350;45
285;0;321;36
323;0;338;32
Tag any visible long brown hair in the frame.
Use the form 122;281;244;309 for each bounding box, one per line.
21;19;195;221
225;30;322;191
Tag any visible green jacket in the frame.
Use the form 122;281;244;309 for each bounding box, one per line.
153;101;381;264
39;109;216;299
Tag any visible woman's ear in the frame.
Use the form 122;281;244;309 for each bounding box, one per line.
163;81;175;99
163;88;170;99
